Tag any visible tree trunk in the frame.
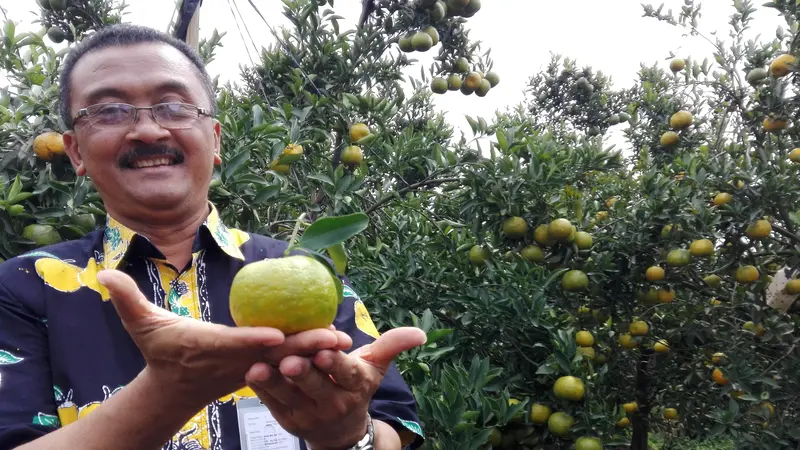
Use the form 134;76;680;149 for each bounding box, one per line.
631;348;654;450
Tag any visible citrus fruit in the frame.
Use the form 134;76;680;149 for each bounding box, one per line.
629;320;649;336
646;266;665;281
710;298;722;306
785;279;800;294
520;245;546;263
576;331;595;347
282;143;304;156
790;148;800;163
33;131;65;161
460;83;474;96
573;231;593;249
447;74;462;90
464;72;482;90
47;26;67;43
713;192;733;206
468;245;490;266
689;239;714;257
462;0;481;16
670;110;693;130
341;145;363;166
71;213;96;232
398;34;413;52
475;79;491;97
454;57;470;73
657;288;674;303
736;265;759;284
553;376;585;401
654;339;670;353
594;353;607;364
661;224;680;239
7;205;24;217
623;401;638;414
502;216;529;239
760;401;776;418
763;117;788;131
616;417;631;428
711;368;729;385
430;1;446;21
663;408;679;420
747;67;768;85
746;220;771;239
430;77;448;94
422;26;439;45
660;131;679;146
618;333;639;349
548;218;572;241
484;71;499;87
669;58;686;73
666;249;692;267
770;53;795;78
529;403;551;424
547;412;575;437
578;346;596;360
711;352;727;365
704;274;721;288
22;224;62;246
411;31;433;51
562;270;589;292
743;321;766;336
575;437;604;450
487;428;502;446
576;77;592;92
349;123;370;142
229;256;340;334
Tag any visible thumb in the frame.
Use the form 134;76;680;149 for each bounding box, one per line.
355;327;427;370
97;269;162;328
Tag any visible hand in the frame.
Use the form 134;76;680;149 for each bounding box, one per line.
245;327;427;450
97;269;353;411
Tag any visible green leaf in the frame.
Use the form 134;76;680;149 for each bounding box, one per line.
426;328;453;344
32;207;66;219
356;133;376;146
326;241;348;274
9;192;33;204
7;174;21;202
297;213;369;251
224;148;251;179
253;185;281;203
274;153;303;166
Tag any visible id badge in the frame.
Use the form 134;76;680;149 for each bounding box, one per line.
236;397;301;450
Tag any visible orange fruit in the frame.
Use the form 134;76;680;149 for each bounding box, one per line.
575;437;604;450
746;220;771;239
770;53;795;78
33;131;65;161
785;279;800;294
711;368;729;385
689;239;714;257
618;333;640;349
547;412;575;437
341;145;363;166
736;265;759;284
646;266;665;281
229;255;340;334
502;216;529;239
623;401;639;414
660;131;679;146
711;352;727;365
669;58;686;73
595;211;609;222
548;218;573;241
349;123;370;142
534;224;556;247
763;117;789;132
553;376;585;401
669;110;693;130
663;408;679;420
576;330;595;347
463;72;482;90
629;321;649;336
654;339;670;353
666;249;692;267
562;270;589;292
704;274;721;288
713;192;733;206
22;224;62;246
616;417;631;428
789;148;800;163
529;403;551;424
573;231;593;249
468;245;490;266
282;143;304;156
520;245;546;263
657;287;675;303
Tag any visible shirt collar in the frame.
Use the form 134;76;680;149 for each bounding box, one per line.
102;202;245;270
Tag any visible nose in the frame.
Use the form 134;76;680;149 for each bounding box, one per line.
124;109;171;143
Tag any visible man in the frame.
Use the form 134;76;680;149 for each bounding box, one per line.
0;23;426;450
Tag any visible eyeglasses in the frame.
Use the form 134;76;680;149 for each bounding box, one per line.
72;102;212;130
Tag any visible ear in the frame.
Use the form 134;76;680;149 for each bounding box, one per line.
62;130;87;176
212;120;222;165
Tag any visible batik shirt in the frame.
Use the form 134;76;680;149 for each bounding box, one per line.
0;204;424;450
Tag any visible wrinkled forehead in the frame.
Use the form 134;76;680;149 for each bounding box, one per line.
69;42;207;110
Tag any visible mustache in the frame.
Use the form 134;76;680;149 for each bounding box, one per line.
118;145;185;168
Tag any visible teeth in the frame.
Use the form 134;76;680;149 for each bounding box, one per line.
132;158;172;169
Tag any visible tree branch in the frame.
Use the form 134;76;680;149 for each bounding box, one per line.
365;177;462;215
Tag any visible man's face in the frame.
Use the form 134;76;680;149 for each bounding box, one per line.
63;42;221;216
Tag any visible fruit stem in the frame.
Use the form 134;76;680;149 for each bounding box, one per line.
285;212;307;256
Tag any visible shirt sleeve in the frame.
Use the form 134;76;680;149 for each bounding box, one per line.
0;280;58;449
333;278;425;450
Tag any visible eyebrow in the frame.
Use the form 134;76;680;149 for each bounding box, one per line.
82;80;195;106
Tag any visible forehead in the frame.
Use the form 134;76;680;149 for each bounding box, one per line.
70;42;205;107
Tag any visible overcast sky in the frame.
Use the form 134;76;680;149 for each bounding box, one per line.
1;0;787;149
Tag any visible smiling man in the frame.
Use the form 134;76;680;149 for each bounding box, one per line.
0;24;426;450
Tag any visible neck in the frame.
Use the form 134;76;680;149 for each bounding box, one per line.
107;201;210;270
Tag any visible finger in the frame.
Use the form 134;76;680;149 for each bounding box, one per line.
245;363;293;412
97;269;165;327
246;361;315;408
334;330;353;351
280;355;342;401
312;350;366;391
263;328;340;362
352;327;427;370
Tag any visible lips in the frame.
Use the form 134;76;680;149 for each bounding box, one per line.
129;157;177;169
119;145;185;169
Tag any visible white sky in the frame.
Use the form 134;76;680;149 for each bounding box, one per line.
0;0;787;150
